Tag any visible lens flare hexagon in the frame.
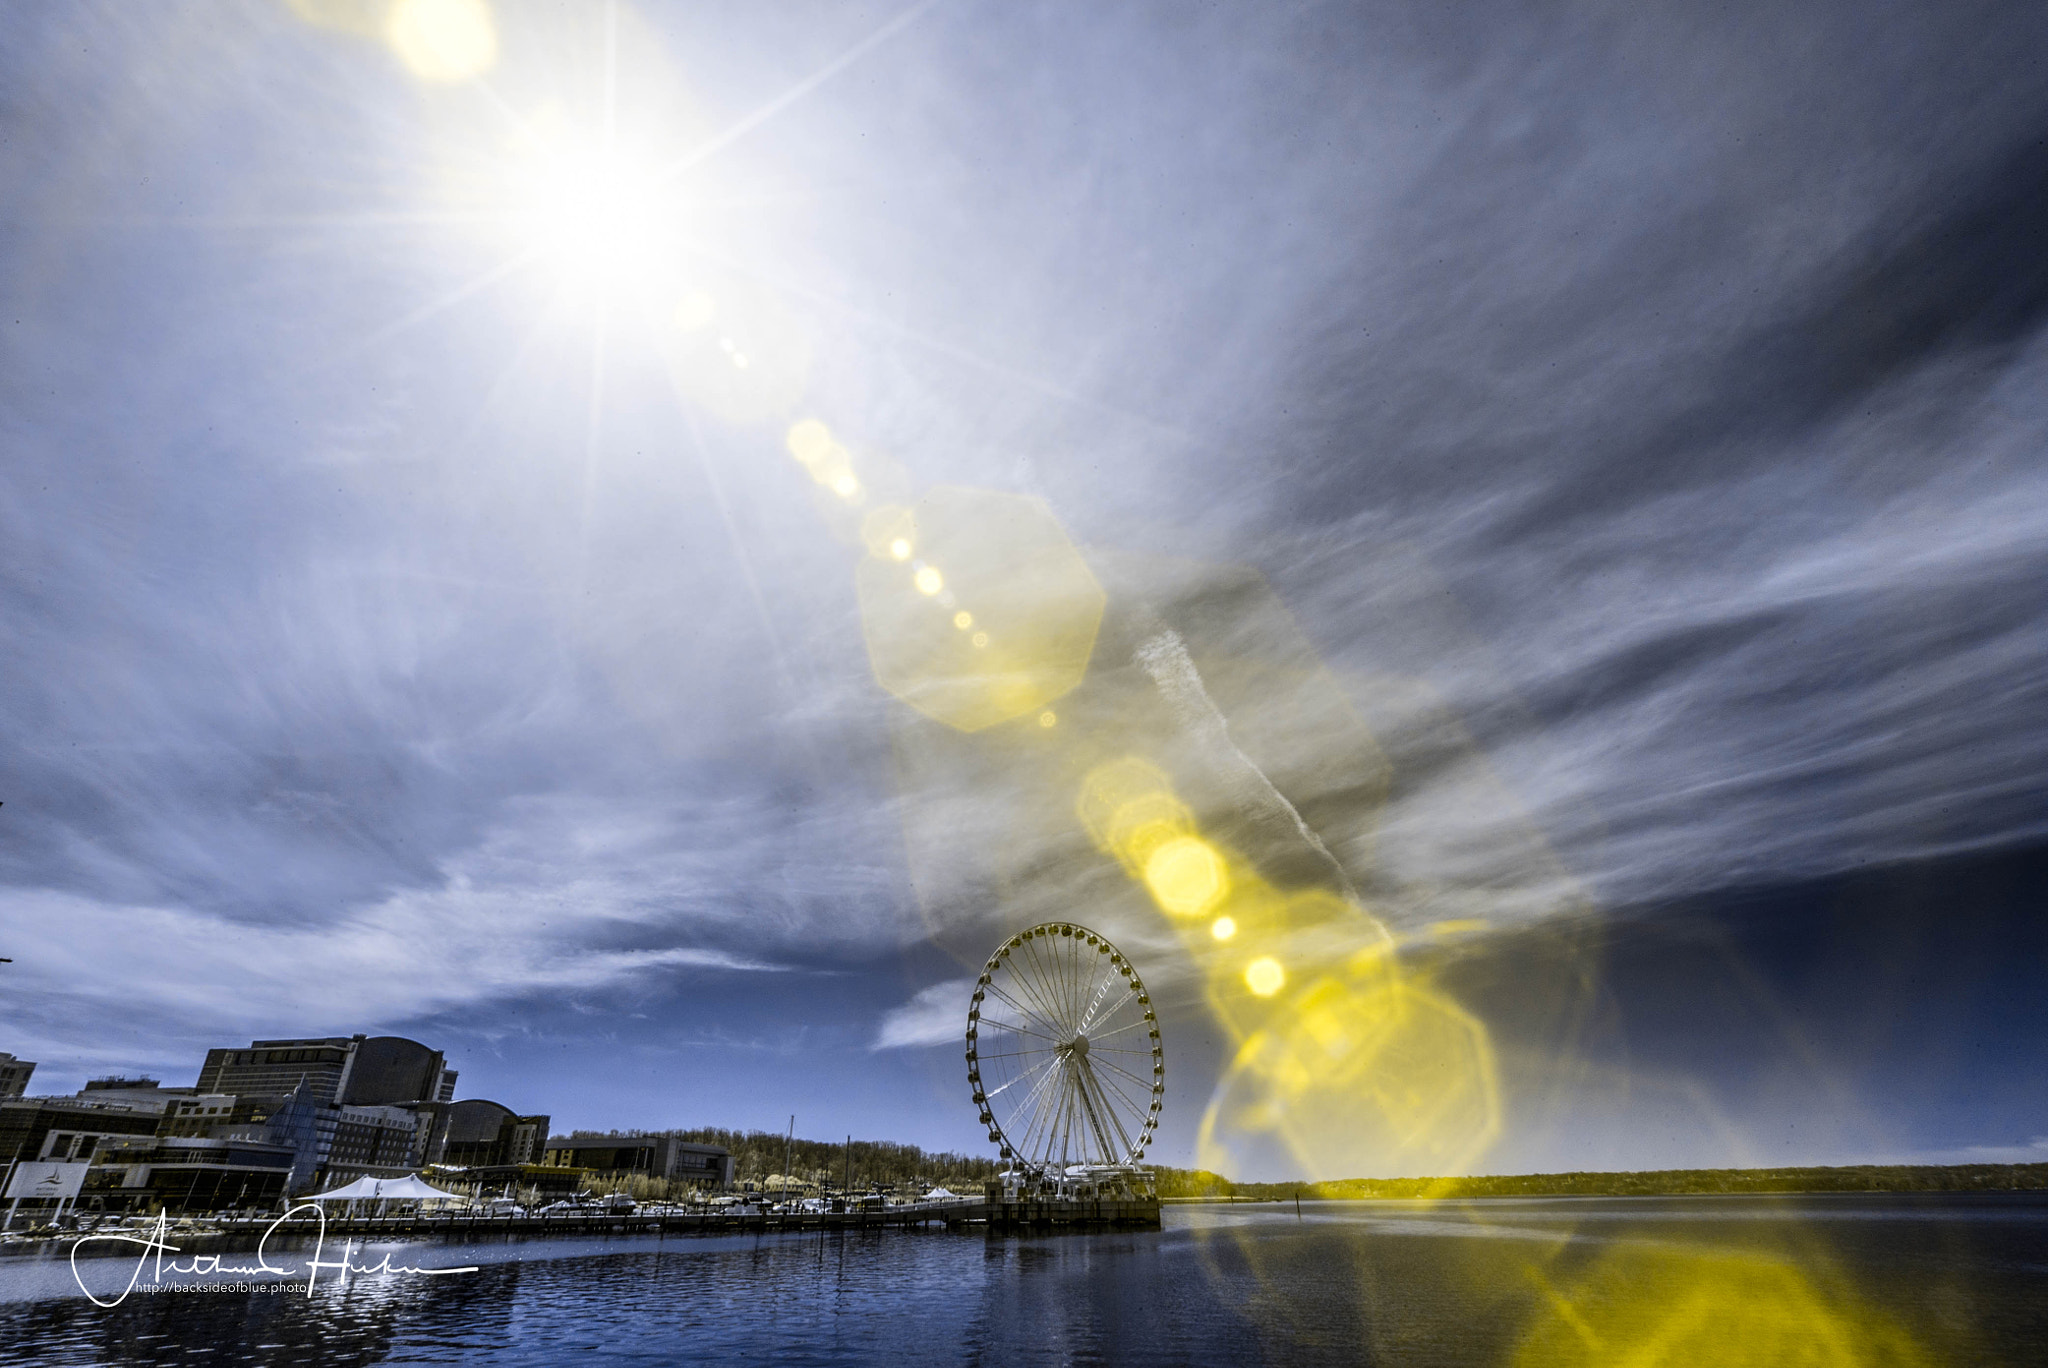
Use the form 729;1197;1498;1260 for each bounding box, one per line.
856;486;1105;733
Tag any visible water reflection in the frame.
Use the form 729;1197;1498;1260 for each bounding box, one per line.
2;1200;2038;1366
1515;1244;1929;1367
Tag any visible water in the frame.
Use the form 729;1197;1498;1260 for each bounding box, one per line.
1;1196;2042;1365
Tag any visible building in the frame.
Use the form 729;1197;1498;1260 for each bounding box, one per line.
84;1136;295;1215
323;1104;429;1180
194;1035;457;1107
0;1094;166;1166
0;1054;33;1099
13;1033;552;1206
159;1092;291;1138
157;1085;440;1194
255;1081;340;1193
420;1100;550;1169
544;1133;733;1188
77;1077;197;1109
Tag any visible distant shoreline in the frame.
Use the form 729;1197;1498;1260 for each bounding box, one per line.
1154;1161;2048;1201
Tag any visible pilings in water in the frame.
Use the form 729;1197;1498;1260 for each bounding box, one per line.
984;1196;1161;1231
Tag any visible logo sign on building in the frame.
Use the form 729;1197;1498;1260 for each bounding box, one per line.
4;1161;90;1201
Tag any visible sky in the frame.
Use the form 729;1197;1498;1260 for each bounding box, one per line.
1;0;2045;1180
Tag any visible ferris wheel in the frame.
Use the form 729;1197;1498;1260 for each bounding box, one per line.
967;922;1163;1174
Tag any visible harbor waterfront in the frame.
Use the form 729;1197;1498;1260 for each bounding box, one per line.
0;1195;2043;1365
7;1190;1162;1259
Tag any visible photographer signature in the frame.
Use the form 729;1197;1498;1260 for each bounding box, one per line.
69;1204;479;1307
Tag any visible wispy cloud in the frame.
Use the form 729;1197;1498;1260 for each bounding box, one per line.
1867;1137;2048;1167
872;978;974;1050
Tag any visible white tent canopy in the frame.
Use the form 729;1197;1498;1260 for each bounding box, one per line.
304;1174;466;1202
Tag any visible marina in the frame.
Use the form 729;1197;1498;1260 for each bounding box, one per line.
9;1190;1163;1261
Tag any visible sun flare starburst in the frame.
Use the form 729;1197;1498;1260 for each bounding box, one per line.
500;119;677;302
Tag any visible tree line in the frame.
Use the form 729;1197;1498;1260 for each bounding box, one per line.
568;1127;1002;1190
1154;1161;2048;1200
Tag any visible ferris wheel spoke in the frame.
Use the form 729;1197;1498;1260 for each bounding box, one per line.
1081;982;1136;1034
1027;938;1058;1030
1084;1058;1134;1158
1081;971;1116;1034
984;1053;1055;1099
1058;1064;1085;1165
1016;1060;1064;1123
1033;1075;1056;1163
980;1036;1065;1058
1092;1052;1156;1087
1093;1054;1160;1097
1059;940;1087;1029
1017;1065;1066;1163
1090;1058;1152;1120
975;1046;1065;1063
1072;1064;1117;1161
1010;1055;1067;1147
1037;936;1066;1021
1064;957;1088;1036
1087;1016;1151;1044
1075;1057;1137;1158
1052;940;1080;1032
1074;947;1095;1029
1061;1063;1081;1164
981;979;1066;1040
1015;940;1073;1034
1082;988;1135;1037
977;1016;1066;1047
981;976;1057;1034
1054;940;1088;1033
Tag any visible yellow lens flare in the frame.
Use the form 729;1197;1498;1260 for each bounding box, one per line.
1514;1248;1932;1368
1077;757;1174;841
1103;799;1195;877
853;486;1104;733
1143;836;1231;919
1075;757;1502;1185
1201;971;1500;1182
782;420;864;504
1037;710;1057;728
386;0;498;81
859;506;917;564
786;419;833;465
663;280;812;426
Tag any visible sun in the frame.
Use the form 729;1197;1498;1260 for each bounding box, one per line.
500;110;678;303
